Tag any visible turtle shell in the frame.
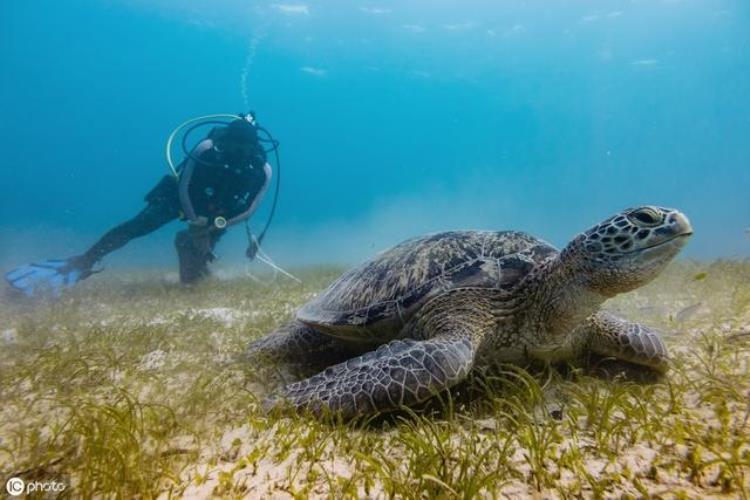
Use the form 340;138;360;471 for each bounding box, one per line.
297;231;558;341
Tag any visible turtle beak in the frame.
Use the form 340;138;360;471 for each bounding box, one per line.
670;211;693;239
640;210;692;253
633;210;692;266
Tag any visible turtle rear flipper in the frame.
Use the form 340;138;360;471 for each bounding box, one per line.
244;320;361;377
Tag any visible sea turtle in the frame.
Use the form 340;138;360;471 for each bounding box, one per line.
246;206;692;418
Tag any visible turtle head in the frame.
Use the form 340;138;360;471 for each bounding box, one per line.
564;206;693;297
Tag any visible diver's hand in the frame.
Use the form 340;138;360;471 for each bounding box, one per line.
188;216;209;227
246;242;259;260
246;234;260;260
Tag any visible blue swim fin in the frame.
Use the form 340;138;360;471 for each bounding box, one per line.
4;258;87;297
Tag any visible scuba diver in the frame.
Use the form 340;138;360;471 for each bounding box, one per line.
5;112;281;296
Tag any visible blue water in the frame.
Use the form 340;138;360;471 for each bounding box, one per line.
1;0;748;272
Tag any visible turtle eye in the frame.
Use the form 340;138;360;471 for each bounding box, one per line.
628;208;661;227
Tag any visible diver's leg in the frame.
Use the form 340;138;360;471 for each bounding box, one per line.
582;311;669;373
79;196;179;269
175;229;205;284
174;228;225;284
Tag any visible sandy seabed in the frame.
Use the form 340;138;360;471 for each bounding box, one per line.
0;261;748;498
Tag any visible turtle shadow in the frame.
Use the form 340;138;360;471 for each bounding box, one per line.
579;355;665;384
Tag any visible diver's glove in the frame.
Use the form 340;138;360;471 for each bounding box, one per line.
245;233;260;261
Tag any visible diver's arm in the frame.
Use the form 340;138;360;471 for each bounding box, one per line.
226;162;272;227
178;139;214;224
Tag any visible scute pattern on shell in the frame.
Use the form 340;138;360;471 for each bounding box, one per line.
297;231;558;334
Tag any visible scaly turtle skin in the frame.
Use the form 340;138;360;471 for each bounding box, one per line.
246;206;692;418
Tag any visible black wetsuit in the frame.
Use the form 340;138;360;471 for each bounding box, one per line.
79;124;269;283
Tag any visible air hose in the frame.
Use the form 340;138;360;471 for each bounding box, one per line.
165;114;241;177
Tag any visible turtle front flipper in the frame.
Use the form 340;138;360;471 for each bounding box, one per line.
583;311;669;373
265;333;476;419
266;293;497;418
